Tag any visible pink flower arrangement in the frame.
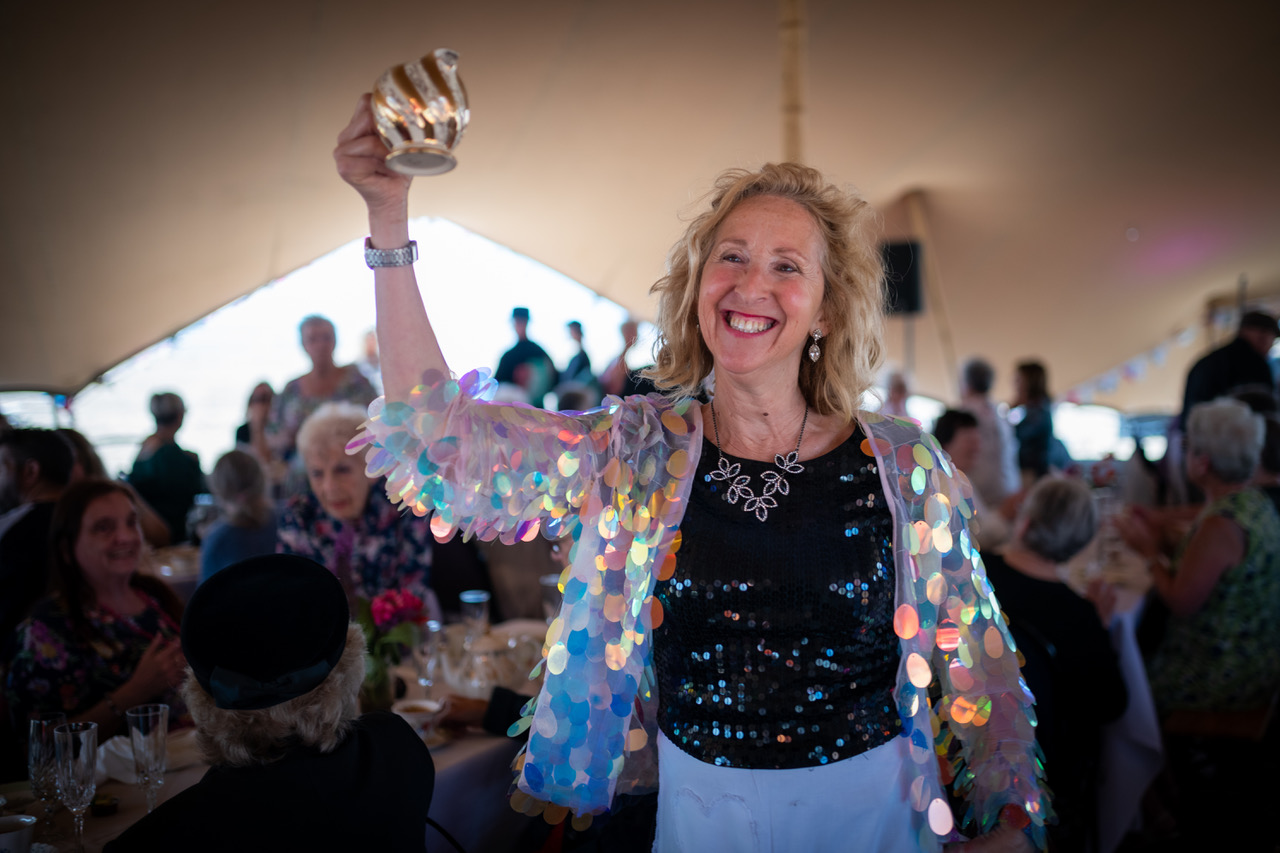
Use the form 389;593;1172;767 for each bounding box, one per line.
370;589;426;630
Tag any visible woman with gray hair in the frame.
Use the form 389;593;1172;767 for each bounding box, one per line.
980;478;1127;850
1118;398;1280;848
1120;398;1280;714
275;403;441;617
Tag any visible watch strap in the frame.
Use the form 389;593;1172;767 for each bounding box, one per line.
364;237;418;268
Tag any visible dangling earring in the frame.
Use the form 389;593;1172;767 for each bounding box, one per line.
808;329;823;362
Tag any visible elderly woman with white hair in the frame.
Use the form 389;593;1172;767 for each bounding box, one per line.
1121;399;1280;715
275;402;440;617
979;478;1127;850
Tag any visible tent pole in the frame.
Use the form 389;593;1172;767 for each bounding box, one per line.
779;0;805;163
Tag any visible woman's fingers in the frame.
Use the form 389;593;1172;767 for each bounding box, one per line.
336;93;376;144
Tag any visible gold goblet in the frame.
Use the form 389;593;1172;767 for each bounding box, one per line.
371;48;469;176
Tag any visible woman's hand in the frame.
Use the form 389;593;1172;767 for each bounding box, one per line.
1113;508;1162;560
334;94;412;222
439;694;488;730
126;635;188;701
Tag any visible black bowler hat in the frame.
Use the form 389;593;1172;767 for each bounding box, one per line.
182;554;350;711
512;307;530;321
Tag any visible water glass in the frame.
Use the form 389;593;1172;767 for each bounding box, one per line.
459;590;491;649
28;712;66;826
414;620;443;690
54;722;97;851
126;704;168;814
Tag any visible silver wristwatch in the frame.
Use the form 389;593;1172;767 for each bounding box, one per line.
364;238;419;268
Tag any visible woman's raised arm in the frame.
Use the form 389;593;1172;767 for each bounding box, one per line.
334;94;449;402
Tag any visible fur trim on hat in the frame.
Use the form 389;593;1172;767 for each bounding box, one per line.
181;623;366;768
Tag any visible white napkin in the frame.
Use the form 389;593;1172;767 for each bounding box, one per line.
96;728;203;785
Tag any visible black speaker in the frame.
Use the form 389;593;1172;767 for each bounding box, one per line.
881;241;922;315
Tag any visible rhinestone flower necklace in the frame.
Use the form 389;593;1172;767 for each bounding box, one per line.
707;400;808;522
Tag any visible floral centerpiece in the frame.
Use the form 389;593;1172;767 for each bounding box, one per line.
354;589;426;711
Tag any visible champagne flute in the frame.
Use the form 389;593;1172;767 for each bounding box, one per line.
414;620;443;691
54;722;97;852
126;704;168;814
27;712;66;829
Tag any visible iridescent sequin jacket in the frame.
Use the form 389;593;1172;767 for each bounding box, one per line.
349;370;1049;851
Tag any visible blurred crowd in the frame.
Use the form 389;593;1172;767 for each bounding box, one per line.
2;304;1278;852
0;309;645;784
879;309;1280;851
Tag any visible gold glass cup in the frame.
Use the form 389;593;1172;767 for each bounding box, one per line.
371;48;469;176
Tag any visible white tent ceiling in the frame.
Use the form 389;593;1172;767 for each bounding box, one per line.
3;0;1279;413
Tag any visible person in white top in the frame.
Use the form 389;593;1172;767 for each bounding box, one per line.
959;358;1020;507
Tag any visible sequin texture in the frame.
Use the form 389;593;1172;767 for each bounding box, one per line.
350;377;1051;850
654;430;900;767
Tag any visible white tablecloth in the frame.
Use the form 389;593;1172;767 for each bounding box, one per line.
7;722;531;852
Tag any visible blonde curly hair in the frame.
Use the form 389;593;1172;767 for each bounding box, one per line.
180;623;365;767
646;163;886;419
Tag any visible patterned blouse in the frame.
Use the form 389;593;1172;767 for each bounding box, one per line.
5;590;190;729
275;484;434;607
1148;488;1280;714
265;366;378;496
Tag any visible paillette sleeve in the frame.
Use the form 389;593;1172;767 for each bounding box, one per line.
349;369;700;818
348;369;607;544
863;415;1050;851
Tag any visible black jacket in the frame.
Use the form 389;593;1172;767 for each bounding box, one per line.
104;712;434;852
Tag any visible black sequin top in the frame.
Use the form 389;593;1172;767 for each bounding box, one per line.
652;426;901;768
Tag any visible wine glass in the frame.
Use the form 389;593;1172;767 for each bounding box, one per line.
125;704;168;814
54;722;97;852
413;620;443;691
458;589;490;650
28;712;66;829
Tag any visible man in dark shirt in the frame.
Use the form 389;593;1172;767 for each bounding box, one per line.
1179;310;1277;431
0;428;75;644
494;306;559;404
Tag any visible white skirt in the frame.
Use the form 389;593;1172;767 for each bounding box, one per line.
652;731;918;853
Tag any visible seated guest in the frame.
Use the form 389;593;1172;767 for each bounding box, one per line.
128;392;207;543
199;451;277;584
277;403;440;616
1119;399;1280;715
103;554;435;852
0;429;75;646
933;409;1014;550
266;316;377;496
982;477;1127;851
1120;398;1280;846
5;480;189;741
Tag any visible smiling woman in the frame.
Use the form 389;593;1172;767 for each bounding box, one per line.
275;403;442;620
4;480;190;742
336;90;1048;852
